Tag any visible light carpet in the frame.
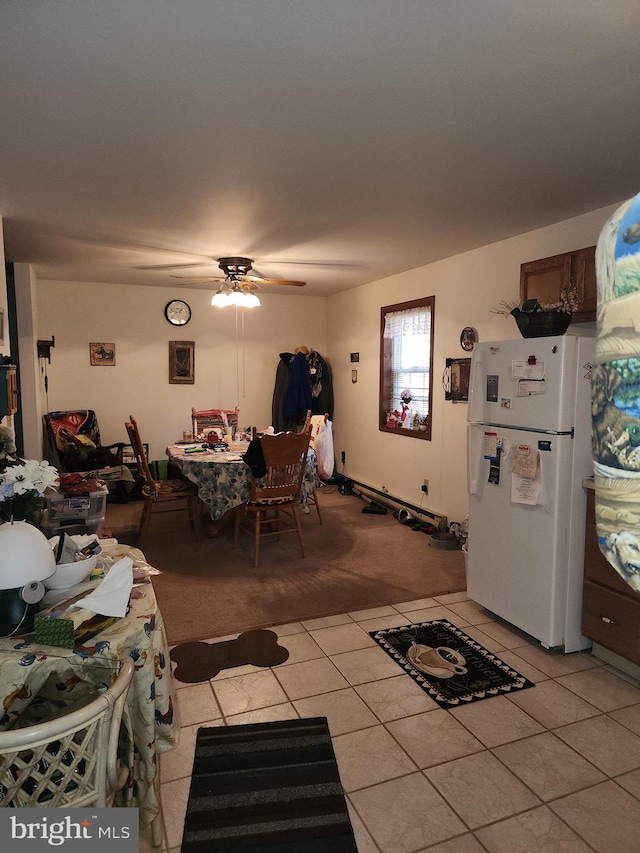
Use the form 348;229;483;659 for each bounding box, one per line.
105;489;466;645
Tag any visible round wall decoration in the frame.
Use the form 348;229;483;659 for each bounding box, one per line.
164;300;192;326
460;327;477;351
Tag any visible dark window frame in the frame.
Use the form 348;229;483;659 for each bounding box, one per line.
379;296;435;441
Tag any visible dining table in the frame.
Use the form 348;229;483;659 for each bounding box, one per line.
0;541;177;830
167;442;317;521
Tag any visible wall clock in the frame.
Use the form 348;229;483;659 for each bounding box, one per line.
164;300;191;326
460;327;477;351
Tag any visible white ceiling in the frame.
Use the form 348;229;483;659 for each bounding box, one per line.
1;1;640;298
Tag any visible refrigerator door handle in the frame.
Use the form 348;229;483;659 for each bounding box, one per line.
467;427;478;495
467;356;483;424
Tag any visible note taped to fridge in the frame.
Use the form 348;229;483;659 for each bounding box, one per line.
511;474;541;505
517;379;546;397
511;444;539;478
483;432;498;459
513;361;545;380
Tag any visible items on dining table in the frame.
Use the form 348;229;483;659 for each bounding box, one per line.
45;532;103;591
35;556;134;648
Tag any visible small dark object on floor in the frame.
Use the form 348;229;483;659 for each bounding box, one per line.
362;503;387;514
416;523;439;534
182;718;358;852
170;629;289;682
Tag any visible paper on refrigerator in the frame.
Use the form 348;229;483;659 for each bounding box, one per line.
510;444;541;505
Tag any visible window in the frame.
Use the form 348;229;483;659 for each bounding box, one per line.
379;296;434;440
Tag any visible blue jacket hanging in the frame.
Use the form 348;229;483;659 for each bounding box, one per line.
283;352;312;423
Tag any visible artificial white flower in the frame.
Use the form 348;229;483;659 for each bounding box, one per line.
0;458;59;521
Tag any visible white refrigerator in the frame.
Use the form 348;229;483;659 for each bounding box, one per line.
467;334;595;653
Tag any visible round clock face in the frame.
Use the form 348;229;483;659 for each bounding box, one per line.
165;300;191;326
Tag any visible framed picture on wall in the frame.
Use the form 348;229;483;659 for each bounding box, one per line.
169;341;195;384
444;357;471;402
89;342;115;366
0;307;4;347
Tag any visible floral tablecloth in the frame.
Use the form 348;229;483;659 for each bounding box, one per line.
0;577;177;827
167;445;317;521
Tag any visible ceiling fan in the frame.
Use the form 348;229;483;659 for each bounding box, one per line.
171;257;306;307
170;256;306;288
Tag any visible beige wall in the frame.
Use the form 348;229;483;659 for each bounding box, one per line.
326;201;621;524
36;282;327;461
27;198;623;522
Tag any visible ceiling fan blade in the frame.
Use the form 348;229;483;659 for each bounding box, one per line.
254;277;306;287
137;261;219;271
170;274;226;283
258;259;361;269
242;273;306;287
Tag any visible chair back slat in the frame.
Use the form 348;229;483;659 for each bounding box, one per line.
125;416;158;495
124;417;198;547
250;431;310;504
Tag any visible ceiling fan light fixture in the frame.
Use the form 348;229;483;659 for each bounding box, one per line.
243;292;260;307
227;289;245;306
211;290;230;307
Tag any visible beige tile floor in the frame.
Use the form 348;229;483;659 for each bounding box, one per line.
144;592;640;853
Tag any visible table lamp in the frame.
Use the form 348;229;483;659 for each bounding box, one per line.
0;520;56;636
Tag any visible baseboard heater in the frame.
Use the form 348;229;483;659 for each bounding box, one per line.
343;478;447;530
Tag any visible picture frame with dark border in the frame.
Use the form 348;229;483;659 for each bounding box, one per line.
444;357;471;402
89;342;115;366
169;340;195;384
0;307;4;346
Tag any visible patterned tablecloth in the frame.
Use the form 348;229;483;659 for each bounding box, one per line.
0;568;177;828
167;445;317;521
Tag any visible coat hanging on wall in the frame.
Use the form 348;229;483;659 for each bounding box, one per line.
272;349;334;432
283;351;312;425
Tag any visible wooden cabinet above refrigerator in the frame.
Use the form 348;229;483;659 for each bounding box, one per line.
520;245;596;323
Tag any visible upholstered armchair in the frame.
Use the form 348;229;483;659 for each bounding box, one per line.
43;410;133;496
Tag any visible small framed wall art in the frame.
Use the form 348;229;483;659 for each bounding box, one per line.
443;357;471;402
89;342;115;366
169;340;195;384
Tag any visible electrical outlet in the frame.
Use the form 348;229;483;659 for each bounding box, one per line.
341;450;346;464
422;479;429;494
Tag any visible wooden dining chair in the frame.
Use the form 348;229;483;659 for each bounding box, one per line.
234;430;311;568
0;658;134;808
125;416;199;549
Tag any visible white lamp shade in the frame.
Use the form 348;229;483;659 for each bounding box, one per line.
211;291;230;306
227;289;244;306
0;521;56;590
243;292;260;307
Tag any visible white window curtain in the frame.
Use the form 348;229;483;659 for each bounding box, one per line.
384;305;432;417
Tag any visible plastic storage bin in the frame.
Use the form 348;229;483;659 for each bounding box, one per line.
45;485;108;522
39;513;105;539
